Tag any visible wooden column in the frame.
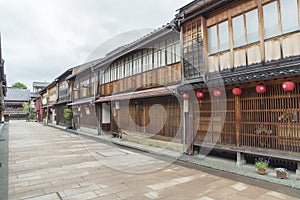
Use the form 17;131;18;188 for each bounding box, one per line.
186;97;194;154
235;95;241;147
258;0;265;62
97;103;102;135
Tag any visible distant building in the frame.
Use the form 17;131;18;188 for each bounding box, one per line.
4;87;30;120
33;96;42;122
32;81;50;94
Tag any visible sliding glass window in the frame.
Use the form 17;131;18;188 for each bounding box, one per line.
280;0;299;34
263;2;279;39
245;9;259;44
232;15;245;48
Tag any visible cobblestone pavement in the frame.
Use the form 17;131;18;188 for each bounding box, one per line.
8;121;300;200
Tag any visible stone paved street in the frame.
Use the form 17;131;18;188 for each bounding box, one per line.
8;121;300;200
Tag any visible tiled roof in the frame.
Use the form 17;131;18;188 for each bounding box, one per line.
5;87;30;101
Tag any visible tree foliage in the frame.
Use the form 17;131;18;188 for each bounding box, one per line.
12;82;27;89
64;108;73;126
22;102;31;113
23;102;36;121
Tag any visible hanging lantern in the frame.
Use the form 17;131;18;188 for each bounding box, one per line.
282;81;295;92
196;91;204;99
214;90;222;97
182;93;190;99
232;87;242;96
256;84;266;94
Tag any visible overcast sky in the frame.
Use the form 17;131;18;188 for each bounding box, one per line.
0;0;192;90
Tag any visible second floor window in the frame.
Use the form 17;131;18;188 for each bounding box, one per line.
245;9;259;44
280;0;298;34
125;57;133;77
208;25;218;54
208;21;230;54
263;2;279;39
219;21;229;52
232;15;244;48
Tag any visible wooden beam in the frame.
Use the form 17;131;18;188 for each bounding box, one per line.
298;0;300;28
235;95;241;147
201;16;209;74
258;0;265;62
228;9;234;69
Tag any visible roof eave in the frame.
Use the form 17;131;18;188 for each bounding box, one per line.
93;27;175;71
179;0;238;22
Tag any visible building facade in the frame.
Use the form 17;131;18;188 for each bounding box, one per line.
55;69;73;126
93;26;182;143
176;0;300;169
4;87;30;120
39;82;57;125
67;62;100;134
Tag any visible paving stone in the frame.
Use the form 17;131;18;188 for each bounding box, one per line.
8;121;299;200
63;191;98;200
92;193;122;200
196;196;215;200
21;192;60;200
230;182;248;191
61;184;102;197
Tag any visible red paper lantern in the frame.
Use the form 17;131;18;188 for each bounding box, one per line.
214;90;222;97
196;91;204;99
182;93;190;99
232;88;242;96
256;85;266;94
282;81;295;92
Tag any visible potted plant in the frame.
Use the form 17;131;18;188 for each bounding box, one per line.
275;168;288;179
255;158;269;175
64;108;73;129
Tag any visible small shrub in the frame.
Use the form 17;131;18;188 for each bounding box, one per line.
255;158;269;170
64;108;73;126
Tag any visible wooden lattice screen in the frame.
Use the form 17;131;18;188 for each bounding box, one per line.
241;82;300;152
195;90;236;145
194;80;300;153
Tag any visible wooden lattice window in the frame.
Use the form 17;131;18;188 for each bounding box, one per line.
182;17;205;80
240;82;300;152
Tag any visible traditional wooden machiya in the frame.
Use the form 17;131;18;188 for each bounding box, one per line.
93;26;182;141
176;0;300;169
67;61;100;134
54;69;73;126
39;82;57;125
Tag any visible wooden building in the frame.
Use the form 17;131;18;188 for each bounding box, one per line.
55;69;73;126
176;0;300;170
4;87;30;120
93;26;182;142
32;81;49;122
33;97;42;122
39;82;57;125
67;61;100;134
